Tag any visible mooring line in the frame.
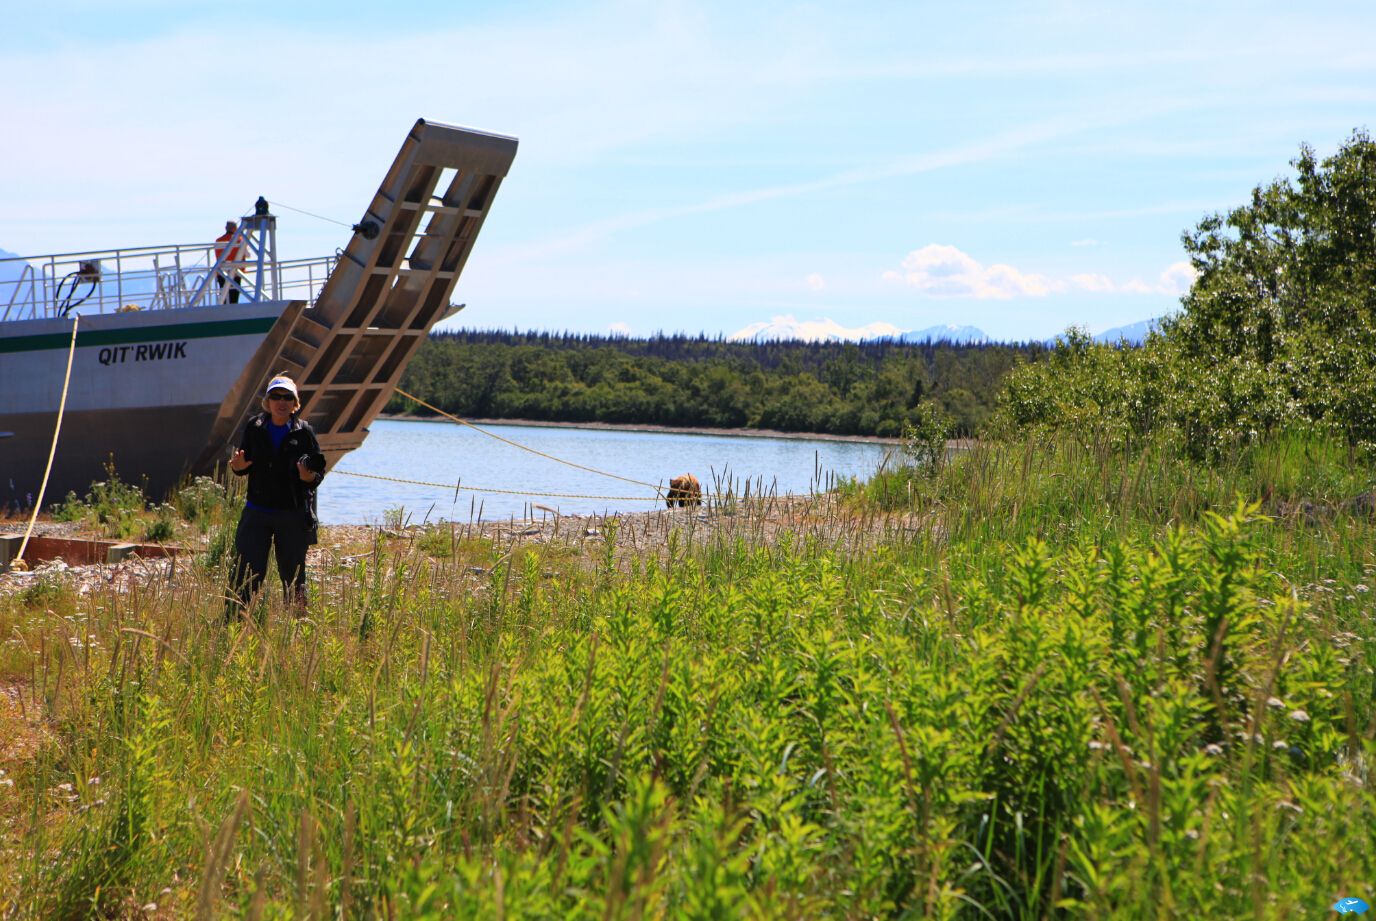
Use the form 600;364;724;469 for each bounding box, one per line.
393;388;667;494
333;468;666;501
15;315;79;570
331;468;785;505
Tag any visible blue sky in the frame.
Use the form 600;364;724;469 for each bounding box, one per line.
2;1;1372;341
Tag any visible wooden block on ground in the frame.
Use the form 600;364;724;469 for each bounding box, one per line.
106;544;138;564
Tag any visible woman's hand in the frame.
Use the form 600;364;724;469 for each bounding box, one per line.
297;457;318;483
229;449;252;473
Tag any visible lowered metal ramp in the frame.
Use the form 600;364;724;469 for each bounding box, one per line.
219;119;518;470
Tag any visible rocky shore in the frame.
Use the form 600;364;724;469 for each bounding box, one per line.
1;494;921;600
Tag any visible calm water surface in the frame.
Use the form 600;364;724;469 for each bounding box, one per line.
319;419;895;524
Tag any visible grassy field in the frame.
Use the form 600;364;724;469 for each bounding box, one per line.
2;432;1375;918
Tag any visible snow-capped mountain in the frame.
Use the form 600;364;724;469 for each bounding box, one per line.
896;324;989;345
727;315;907;343
727;316;991;344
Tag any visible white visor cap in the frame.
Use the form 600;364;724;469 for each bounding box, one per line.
265;376;299;398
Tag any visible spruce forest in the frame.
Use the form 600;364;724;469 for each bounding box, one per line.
389;333;1046;437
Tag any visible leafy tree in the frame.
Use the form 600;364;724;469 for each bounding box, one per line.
1174;129;1376;445
997;130;1376;455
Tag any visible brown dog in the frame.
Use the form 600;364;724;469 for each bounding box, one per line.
665;473;702;508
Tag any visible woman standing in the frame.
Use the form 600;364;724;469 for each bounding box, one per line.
227;373;325;617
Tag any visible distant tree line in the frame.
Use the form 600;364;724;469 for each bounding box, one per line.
389;331;1047;437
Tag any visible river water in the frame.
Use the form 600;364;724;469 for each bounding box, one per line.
318;418;896;524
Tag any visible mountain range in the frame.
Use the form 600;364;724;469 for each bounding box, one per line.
726;315;1165;346
0;248;34;307
1089;318;1163;344
0;248;26;283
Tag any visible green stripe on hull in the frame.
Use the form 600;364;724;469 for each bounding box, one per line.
0;316;278;354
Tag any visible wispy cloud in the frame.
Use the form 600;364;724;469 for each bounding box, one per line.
491;116;1092;264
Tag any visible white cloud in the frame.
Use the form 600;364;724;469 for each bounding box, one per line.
805;272;826;291
884;245;1197;300
1158;261;1197;294
1071;238;1100;247
882;244;1061;299
727;314;905;343
1069;273;1115;292
1071;260;1197;295
607;321;632;335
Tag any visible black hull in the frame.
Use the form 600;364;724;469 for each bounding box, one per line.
1;404;222;510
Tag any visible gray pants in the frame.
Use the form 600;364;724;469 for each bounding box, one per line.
229;505;309;615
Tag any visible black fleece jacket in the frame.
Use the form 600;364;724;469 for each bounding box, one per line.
233;413;324;517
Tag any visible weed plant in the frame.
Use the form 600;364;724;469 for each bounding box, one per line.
50;468;243;546
2;429;1374;917
52;465;150;541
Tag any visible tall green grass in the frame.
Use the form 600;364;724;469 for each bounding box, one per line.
1;431;1374;917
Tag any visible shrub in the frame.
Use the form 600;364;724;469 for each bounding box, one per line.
50;463;149;539
143;504;177;543
901;401;954;473
174;476;235;532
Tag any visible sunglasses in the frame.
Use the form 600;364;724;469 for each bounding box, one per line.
267;392;296;402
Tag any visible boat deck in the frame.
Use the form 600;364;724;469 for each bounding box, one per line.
0;119;519;505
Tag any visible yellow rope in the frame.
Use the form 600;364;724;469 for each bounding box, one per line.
332;468;789;505
334;468;671;502
14;315;80;571
394;388;666;493
360;390;798;506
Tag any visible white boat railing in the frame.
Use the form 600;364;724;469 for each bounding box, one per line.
0;210;338;322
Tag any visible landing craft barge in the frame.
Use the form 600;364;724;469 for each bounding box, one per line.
0;119;517;508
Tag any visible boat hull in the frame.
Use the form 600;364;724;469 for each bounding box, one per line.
0;301;300;507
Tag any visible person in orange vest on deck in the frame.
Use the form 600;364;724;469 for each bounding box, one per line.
214;220;245;304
